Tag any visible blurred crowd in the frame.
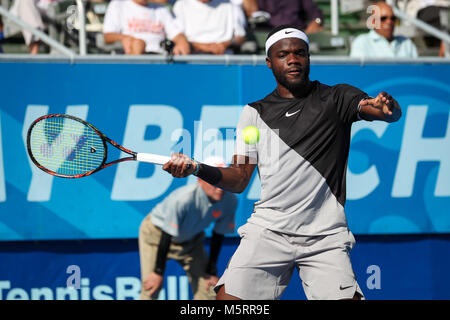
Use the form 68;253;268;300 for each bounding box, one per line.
0;0;448;57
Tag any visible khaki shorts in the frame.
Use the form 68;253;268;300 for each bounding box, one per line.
215;222;364;300
139;215;216;300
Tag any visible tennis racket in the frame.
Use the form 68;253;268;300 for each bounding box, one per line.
26;114;172;178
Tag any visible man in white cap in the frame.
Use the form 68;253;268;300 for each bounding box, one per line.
138;156;237;300
163;24;402;300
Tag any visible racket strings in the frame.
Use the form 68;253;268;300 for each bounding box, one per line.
29;117;105;176
35;121;103;175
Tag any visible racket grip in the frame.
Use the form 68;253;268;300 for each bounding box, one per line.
136;153;171;165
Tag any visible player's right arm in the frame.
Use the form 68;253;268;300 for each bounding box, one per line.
162;154;256;194
164;104;257;193
215;155;256;193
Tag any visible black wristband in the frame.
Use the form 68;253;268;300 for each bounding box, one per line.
194;163;223;185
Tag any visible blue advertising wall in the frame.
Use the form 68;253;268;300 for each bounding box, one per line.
0;61;449;240
0;60;449;300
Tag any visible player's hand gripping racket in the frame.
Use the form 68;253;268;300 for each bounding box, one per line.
26;114;172;178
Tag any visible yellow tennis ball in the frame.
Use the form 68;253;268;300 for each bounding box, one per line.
243;126;260;145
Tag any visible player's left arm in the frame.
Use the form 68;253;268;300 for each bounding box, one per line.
358;91;402;123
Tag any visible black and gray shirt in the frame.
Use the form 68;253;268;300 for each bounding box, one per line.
235;80;368;235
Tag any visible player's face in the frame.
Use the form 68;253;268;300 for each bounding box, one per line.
266;38;310;93
199;179;224;202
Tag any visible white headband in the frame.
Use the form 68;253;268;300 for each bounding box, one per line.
265;28;309;56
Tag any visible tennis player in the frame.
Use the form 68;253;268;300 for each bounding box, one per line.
163;24;402;300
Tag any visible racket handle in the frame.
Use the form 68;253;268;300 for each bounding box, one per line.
136;153;171;165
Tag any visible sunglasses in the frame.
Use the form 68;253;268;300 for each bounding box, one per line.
380;15;397;22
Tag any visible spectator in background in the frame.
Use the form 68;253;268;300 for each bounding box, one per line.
241;0;325;34
398;0;449;57
0;18;3;53
172;0;247;54
350;1;418;58
103;0;190;55
8;0;61;54
139;156;237;300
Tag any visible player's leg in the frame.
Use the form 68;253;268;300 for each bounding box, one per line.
214;223;295;300
296;230;364;300
216;285;241;300
138;215;163;300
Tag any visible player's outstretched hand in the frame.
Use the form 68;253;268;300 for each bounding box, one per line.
360;91;402;122
163;153;196;178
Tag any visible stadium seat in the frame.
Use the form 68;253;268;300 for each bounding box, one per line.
248;30;269;55
308;32;351;55
47;0;110;53
316;0;368;36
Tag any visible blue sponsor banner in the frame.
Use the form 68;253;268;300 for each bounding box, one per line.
0;61;449;240
1;236;450;300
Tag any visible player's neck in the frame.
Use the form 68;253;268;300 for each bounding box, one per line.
277;80;312;99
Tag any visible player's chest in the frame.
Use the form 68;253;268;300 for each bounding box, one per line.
263;98;331;130
260;100;337;148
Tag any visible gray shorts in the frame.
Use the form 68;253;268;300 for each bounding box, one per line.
215;222;364;300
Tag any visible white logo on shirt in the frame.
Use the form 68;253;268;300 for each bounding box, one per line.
285;109;301;117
